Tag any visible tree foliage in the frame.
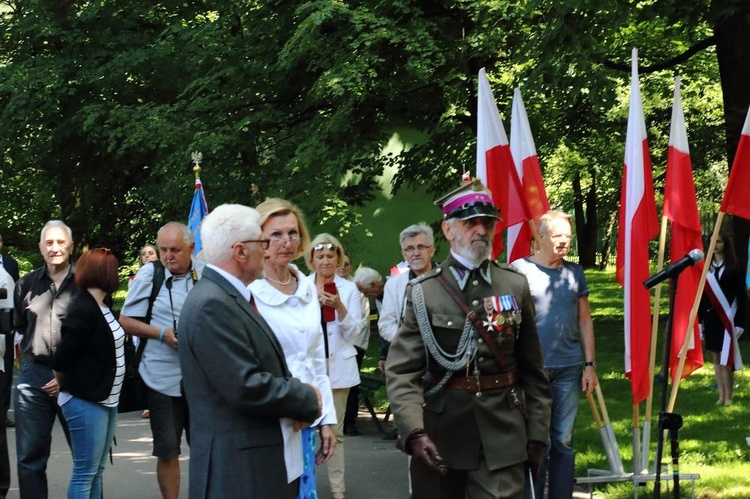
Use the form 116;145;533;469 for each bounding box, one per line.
0;0;747;267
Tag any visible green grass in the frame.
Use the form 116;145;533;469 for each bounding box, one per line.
363;268;750;498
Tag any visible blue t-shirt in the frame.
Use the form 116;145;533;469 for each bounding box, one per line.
511;258;589;368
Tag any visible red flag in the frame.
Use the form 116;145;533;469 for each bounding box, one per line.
508;87;551;263
476;68;531;260
663;76;704;381
720;106;750;219
616;50;659;404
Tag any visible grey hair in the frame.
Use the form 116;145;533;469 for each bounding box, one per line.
200;204;261;264
157;222;194;246
399;222;434;247
354;266;382;287
537;211;573;236
40;220;73;243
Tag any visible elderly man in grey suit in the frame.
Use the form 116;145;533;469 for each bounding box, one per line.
179;204;322;499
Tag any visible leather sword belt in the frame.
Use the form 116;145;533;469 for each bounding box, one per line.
423;369;520;392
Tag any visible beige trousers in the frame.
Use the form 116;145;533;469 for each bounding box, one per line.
328;388;350;495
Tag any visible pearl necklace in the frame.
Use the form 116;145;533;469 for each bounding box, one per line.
265;271;293;286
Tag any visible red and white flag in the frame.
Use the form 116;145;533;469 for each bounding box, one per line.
476;68;531;260
663;76;704;381
508;88;550;263
616;49;659;404
720;106;750;220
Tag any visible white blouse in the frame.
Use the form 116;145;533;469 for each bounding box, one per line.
307;273;362;389
249;264;336;482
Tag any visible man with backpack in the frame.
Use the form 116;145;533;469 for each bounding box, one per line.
120;222;204;499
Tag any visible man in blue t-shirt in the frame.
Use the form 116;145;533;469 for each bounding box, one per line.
511;211;598;499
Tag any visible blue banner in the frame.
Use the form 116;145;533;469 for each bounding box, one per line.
188;179;208;254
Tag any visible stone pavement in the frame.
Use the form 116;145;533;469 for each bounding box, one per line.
3;407;599;498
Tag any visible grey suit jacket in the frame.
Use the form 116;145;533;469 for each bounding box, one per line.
178;267;318;499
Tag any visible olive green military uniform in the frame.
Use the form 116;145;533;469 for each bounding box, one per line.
386;254;551;498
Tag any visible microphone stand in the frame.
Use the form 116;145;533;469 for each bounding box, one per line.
653;275;682;499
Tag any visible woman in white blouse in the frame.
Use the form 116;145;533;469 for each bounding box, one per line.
306;233;361;499
248;198;336;499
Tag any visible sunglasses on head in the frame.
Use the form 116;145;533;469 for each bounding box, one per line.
313;243;336;252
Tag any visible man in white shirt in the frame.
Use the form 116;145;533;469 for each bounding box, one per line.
378;223;436;372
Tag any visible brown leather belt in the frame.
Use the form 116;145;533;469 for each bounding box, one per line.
423;370;520;392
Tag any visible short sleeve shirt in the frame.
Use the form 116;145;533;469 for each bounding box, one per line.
120;260;204;396
511;258;589;368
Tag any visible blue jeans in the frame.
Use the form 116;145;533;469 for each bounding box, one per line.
15;358;70;499
526;365;581;499
60;396;118;499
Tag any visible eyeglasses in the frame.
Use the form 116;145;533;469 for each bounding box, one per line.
235;239;271;250
269;233;300;245
402;244;432;254
313;243;337;252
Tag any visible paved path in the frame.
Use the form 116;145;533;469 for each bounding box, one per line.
3;407;599;498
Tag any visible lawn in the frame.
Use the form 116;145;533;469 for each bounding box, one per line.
364;268;750;498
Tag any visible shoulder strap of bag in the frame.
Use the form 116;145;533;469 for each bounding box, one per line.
134;261;165;364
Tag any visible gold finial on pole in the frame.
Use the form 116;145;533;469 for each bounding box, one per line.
191;151;203;181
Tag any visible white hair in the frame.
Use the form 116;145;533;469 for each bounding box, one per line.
354;266;381;287
157;222;194;245
200;204;261;264
40;220;73;243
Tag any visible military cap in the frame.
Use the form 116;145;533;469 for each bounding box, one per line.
434;178;502;221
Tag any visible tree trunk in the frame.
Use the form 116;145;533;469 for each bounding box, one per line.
572;169;599;268
714;0;750;271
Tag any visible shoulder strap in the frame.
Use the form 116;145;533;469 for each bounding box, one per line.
436;272;509;372
134;260;165;364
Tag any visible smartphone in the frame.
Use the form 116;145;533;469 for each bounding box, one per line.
322;281;337;322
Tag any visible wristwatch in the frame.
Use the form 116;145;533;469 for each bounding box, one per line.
584;361;596;368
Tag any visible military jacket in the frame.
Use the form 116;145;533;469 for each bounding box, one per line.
386;254;551;471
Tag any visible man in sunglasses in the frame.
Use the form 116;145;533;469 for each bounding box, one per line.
120;222;205;499
386;179;551;499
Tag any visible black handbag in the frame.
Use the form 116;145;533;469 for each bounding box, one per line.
117;334;148;413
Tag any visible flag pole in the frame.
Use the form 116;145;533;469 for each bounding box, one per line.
641;215;669;472
632;404;641;475
595;384;625;474
529;219;542;253
667;212;724;411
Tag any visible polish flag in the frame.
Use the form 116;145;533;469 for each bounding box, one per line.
720;106;750;220
616;49;659;404
663;77;704;381
508;88;550;263
476;68;531;260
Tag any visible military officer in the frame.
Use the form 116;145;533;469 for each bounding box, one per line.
385;179;551;499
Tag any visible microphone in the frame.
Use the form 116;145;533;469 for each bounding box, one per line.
643;249;704;289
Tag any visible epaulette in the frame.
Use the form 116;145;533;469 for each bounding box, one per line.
496;261;522;274
411;266;441;284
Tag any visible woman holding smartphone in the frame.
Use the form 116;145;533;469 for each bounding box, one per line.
306;233;361;499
